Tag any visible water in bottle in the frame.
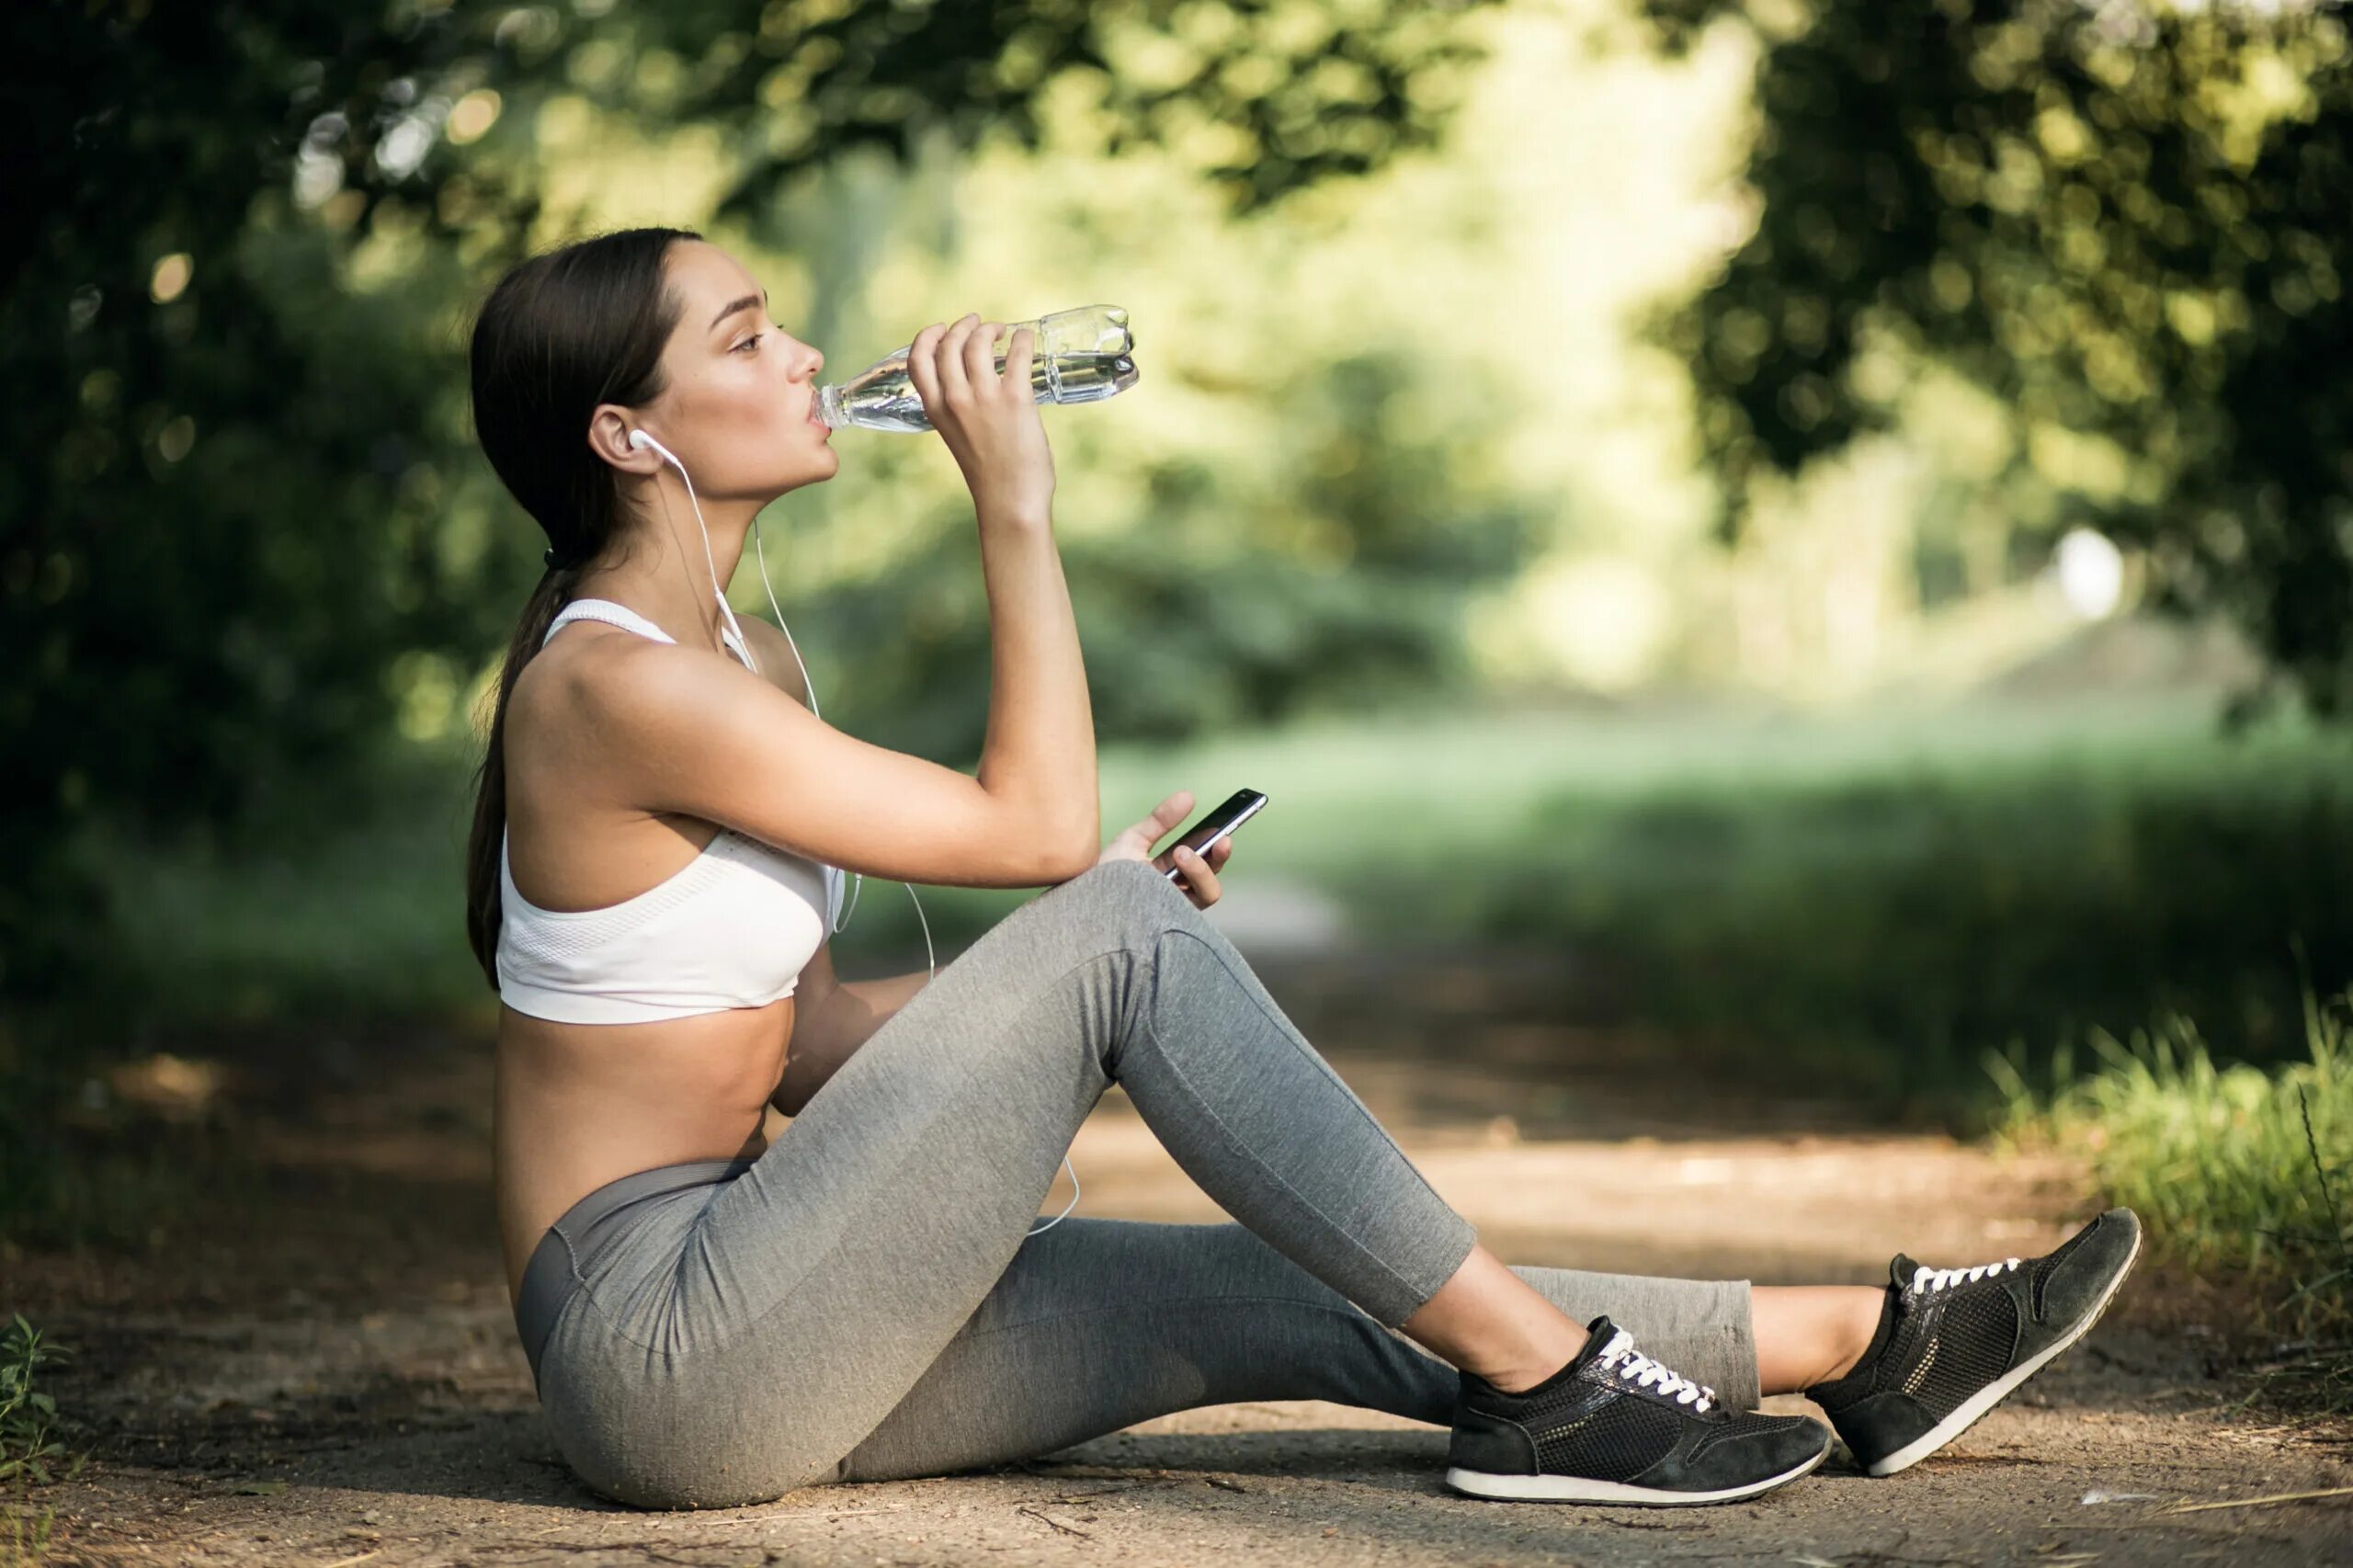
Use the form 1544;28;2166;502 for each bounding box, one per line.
816;305;1139;433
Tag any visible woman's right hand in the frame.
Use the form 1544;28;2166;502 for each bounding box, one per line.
904;312;1057;527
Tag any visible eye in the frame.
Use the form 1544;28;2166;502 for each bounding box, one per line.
733;331;766;354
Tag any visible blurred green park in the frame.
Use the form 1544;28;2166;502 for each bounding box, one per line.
9;0;2353;1329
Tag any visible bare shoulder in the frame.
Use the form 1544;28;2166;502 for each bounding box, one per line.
503;622;703;810
733;614;814;711
508;619;645;725
513;619;673;714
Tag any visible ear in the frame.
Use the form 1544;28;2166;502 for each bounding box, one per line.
588;404;660;472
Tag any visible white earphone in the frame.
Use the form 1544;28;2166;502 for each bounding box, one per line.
627;423;1080;1237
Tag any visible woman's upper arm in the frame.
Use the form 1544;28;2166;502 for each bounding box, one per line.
580;642;1094;889
735;615;813;710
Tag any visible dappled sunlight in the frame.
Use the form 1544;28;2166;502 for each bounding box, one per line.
16;5;2353;1552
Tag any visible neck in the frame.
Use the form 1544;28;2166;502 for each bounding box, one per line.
574;472;766;653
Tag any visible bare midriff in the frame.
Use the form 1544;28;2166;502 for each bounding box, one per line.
494;994;792;1311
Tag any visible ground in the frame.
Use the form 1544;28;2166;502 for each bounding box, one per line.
6;939;2349;1566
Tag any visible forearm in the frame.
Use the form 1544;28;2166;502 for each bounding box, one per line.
972;516;1098;868
772;970;933;1116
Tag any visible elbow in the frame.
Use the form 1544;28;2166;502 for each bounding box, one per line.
1036;816;1097;883
995;791;1098;883
1041;837;1097;884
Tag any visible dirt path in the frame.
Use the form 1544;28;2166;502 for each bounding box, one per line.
7;944;2349;1566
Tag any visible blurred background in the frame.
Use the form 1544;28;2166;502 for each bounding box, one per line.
6;0;2351;1310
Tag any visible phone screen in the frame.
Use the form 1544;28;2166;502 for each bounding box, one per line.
1154;788;1268;881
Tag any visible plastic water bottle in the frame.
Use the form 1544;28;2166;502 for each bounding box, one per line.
815;305;1139;433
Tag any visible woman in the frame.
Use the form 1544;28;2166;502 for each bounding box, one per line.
460;227;2142;1512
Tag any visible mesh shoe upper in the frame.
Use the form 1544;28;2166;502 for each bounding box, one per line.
1881;1278;2019;1420
1805;1208;2143;1471
1451;1315;1827;1495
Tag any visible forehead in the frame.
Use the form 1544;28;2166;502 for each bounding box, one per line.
666;241;759;307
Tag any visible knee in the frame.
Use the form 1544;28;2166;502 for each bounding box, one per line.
1044;856;1196;943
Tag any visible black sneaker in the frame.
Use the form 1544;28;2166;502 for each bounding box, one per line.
1804;1207;2143;1477
1446;1314;1831;1505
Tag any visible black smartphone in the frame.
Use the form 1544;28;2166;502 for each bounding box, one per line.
1153;788;1268;882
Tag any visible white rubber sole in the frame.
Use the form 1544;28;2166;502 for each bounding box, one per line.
1445;1437;1829;1506
1864;1221;2145;1477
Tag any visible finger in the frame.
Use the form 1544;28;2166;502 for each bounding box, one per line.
1004;324;1036;399
1175;845;1219;903
904;322;948;410
963;320;1006;391
1208;836;1233;865
936;312;980;405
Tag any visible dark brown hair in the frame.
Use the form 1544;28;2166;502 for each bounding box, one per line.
460;225;700;992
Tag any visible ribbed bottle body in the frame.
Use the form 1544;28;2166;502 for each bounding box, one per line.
817;305;1138;432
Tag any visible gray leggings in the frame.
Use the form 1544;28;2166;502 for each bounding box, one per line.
513;857;1758;1509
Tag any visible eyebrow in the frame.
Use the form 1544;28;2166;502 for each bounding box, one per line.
709;288;768;333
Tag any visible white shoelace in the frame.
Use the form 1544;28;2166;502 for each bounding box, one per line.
1595;1328;1716;1413
1908;1256;2020;1295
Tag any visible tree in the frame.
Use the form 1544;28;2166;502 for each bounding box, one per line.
1640;0;2353;716
6;0;1496;1007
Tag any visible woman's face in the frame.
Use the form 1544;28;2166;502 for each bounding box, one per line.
619;239;837;502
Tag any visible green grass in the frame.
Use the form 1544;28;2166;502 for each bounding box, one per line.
1993;991;2353;1309
1106;687;2353;1106
1992;991;2353;1411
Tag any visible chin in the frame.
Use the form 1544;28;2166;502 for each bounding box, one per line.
769;456;839;497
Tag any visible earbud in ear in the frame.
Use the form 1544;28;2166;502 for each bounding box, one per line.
628;429;652;451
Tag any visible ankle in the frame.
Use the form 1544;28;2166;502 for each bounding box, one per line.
1404;1245;1593;1394
1814;1339;1865;1387
1470;1324;1590;1395
1478;1357;1570;1397
1813;1286;1896;1389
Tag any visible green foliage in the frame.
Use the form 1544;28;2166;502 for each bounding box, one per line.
1642;0;2353;716
6;1;1495;1009
47;689;2348;1111
833;350;1540;758
1995;994;2352;1303
9;1;536;1003
0;1317;82;1489
650;0;1498;217
1992;991;2353;1409
6;691;2345;1248
0;1312;81;1568
1321;710;2353;1106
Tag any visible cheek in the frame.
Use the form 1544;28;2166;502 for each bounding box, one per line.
699;371;780;434
750;362;801;417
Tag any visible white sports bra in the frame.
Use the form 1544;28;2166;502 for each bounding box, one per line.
495;597;845;1026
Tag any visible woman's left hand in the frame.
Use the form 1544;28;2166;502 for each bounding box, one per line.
1094;789;1234;908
